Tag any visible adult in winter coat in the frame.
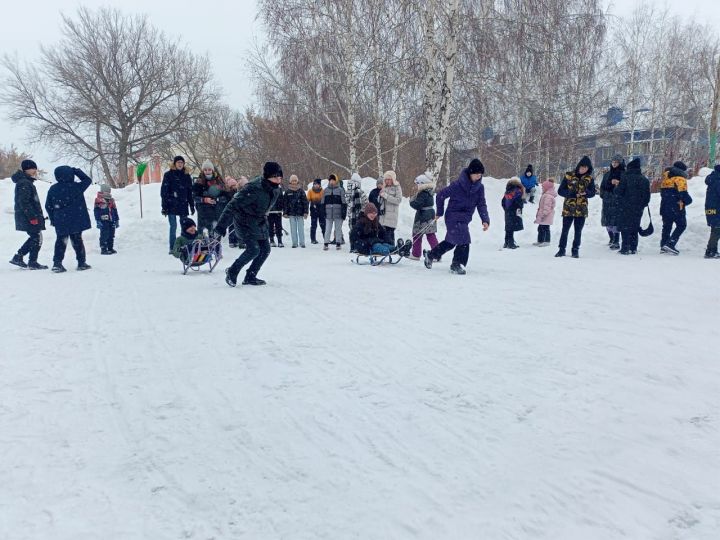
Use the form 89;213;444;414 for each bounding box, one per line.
703;164;720;258
9;160;48;270
45;166;93;272
307;178;325;244
408;173;438;260
368;179;383;212
215;161;283;286
346;172;368;252
520;165;538;203
93;184;120;254
502;177;524;249
282;174;309;248
161;156;195;253
600;154;625;250
555;155;596;258
378;170;403;244
533;179;557;246
320;175;347;250
193;159;227;234
349;203;391;256
423;158;490;275
615;158;651;255
659;161;693;255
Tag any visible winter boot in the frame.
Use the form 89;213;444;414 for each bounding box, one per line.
77;262;92;271
571;248;579;259
270;240;277;247
554;248;566;257
278;241;284;248
704;249;720;259
311;240;318;245
52;264;67;273
108;249;117;254
661;242;679;256
225;267;238;287
243;271;266;286
450;263;466;275
323;243;329;251
9;254;27;268
101;248;112;255
27;261;48;270
610;233;621;250
423;249;434;269
607;230;614;246
336;243;342;250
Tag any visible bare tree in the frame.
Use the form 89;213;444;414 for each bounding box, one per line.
1;7;217;187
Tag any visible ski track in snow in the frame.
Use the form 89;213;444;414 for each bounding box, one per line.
0;175;719;540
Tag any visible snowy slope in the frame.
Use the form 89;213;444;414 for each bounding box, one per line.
0;172;718;540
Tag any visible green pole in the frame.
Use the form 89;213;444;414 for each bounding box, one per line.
136;162;148;219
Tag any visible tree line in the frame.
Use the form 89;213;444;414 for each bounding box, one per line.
2;2;719;192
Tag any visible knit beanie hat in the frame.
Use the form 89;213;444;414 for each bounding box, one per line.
364;202;378;214
100;184;111;194
414;173;433;185
21;159;38;171
383;170;397;182
201;159;214;170
351;172;362;183
180;217;196;231
263;161;283;179
612;153;624;163
173;155;185;165
468;158;485;175
524;164;533;175
225;177;238;189
313;178;322;186
673;161;688;171
542;179;554;192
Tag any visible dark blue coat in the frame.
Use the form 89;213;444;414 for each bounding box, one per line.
502;185;524;232
45;166;92;236
436;168;490;245
615;160;651;229
161;167;194;216
706;165;720;227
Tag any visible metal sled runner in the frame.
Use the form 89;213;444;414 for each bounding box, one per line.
351;239;412;266
181;238;223;275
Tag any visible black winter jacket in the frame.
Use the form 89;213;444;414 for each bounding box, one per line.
12;170;45;233
282;188;309;217
161;167;194;216
349;214;387;255
216;176;281;240
615;159;651;229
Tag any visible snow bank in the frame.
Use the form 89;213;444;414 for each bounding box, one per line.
0;172;718;540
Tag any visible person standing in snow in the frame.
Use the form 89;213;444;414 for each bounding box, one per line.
161;156;194;254
282;174;309;248
307;178;325;244
193;159;226;235
659;161;692;255
320;175;347;250
600;154;625;250
533;179;556;246
9;159;48;270
704;164;720;259
378;170;403;245
93;184;120;255
267;182;285;248
615;157;651;255
346;172;368;252
408;173;438;260
368;178;383;212
214;161;283;287
520;165;538;203
45;166;93;273
502;177;524;249
423;158;490;275
555;155;596;258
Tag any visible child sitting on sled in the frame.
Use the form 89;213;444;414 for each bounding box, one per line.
172;217;199;262
350;203;410;256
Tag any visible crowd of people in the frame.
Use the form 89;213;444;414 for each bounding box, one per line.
8;153;720;283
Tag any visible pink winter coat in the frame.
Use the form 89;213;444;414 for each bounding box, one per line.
534;182;557;225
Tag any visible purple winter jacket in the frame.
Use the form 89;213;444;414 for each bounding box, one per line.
436;168;490;245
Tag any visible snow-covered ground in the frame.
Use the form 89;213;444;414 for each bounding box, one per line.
0;171;718;540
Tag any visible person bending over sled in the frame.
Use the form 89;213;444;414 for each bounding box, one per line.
214;161;283;287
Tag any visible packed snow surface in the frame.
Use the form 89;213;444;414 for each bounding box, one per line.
0;172;718;539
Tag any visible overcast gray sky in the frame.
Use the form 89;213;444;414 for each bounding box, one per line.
1;0;719;171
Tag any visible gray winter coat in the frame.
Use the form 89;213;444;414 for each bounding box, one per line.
379;181;402;229
321;185;347;221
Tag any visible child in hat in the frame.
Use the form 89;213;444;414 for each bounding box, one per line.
409;172;438;260
94;184;120;254
172;217;199;262
502;177;524;249
533;179;557;246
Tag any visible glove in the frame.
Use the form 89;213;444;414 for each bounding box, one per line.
214;227;226;238
162;209;168;216
29;218;39;225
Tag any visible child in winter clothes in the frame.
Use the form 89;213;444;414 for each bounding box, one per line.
521;165;538;203
346;172;368;252
307;178;325;244
502;177;524;249
556;155;596;258
350;203;395;255
660;161;693;255
93;184;120;254
534;179;556;246
321;175;347;250
704;164;720;258
409;173;438;260
282;174;309;248
378;170;403;245
172;217;199;262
